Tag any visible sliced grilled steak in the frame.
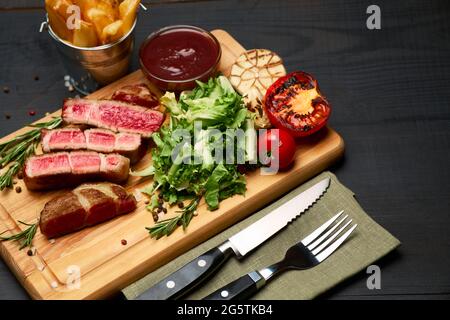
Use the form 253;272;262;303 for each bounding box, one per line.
39;182;137;238
62;98;164;138
111;84;160;109
23;151;130;191
41;128;146;164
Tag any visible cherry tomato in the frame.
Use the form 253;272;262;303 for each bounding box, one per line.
258;129;296;170
264;71;331;137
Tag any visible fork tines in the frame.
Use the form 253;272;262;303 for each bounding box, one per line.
302;210;357;262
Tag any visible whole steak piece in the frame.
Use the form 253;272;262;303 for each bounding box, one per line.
41;128;146;164
39;182;137;238
62;98;164;138
23;151;130;191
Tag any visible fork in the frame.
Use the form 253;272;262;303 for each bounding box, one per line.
203;211;357;300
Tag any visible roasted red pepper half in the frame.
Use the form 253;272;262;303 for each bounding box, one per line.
264;71;331;137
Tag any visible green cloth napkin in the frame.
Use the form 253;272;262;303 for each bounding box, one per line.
122;172;400;300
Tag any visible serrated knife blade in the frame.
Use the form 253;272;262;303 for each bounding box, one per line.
135;177;330;300
228;177;331;257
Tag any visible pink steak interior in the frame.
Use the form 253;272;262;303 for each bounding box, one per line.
70;152;101;174
97;104;162;134
86;130;115;152
67;101;90;122
28;154;71;177
49;129;86;148
116;133;140;151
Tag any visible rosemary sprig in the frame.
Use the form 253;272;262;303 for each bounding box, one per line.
0;116;62;190
146;197;200;239
0;220;38;250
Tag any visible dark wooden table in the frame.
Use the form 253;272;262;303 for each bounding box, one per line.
0;0;449;300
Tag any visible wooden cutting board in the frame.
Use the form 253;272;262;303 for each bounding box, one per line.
0;30;344;300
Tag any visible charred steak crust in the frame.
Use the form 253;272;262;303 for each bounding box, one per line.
23;151;130;191
41;128;146;164
62;98;165;138
111;84;160;109
40;182;137;238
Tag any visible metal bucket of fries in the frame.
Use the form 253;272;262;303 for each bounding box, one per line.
42;0;142;95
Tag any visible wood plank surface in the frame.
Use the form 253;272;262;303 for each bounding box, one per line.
0;0;449;300
0;29;344;300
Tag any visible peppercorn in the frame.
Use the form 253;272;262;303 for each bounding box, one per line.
153;214;159;222
162;207;167;214
15;186;22;193
158;193;164;199
3;86;10;94
5;113;11;119
177;202;184;209
121;239;127;246
27;249;33;256
17;172;23;179
144;200;150;205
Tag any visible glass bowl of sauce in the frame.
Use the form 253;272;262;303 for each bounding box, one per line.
139;25;222;92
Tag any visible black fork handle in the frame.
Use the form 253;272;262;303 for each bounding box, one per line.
203;271;266;300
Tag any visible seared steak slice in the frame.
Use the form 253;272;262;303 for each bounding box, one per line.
23;151;130;191
62;98;164;138
41;128;146;164
111;83;160;109
39;182;137;238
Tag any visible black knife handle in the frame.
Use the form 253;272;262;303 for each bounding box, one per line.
135;242;235;300
203;271;266;300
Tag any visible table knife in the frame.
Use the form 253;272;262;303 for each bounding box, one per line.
135;177;330;300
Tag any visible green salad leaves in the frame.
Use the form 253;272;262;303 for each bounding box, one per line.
135;76;256;238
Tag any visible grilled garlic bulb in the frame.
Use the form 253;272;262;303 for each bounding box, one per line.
230;49;286;128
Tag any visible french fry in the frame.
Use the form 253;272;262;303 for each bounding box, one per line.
73;20;99;47
86;7;115;40
73;0;118;21
101;20;124;44
45;0;73;42
119;0;140;35
97;0;120;20
52;0;74;19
